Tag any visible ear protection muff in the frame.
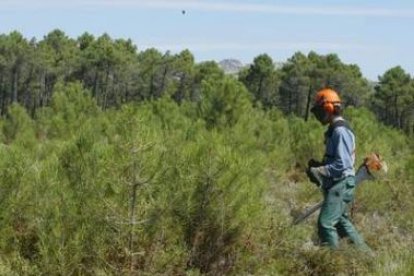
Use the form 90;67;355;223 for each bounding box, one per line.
311;100;341;123
322;101;334;114
319;100;341;115
331;102;342;115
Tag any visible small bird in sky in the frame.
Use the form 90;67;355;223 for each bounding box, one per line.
182;10;186;15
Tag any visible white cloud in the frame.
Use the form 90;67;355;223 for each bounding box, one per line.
1;0;414;18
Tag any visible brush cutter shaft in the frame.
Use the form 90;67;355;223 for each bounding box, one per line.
293;156;383;225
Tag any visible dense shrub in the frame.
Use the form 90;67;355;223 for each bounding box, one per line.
0;82;412;275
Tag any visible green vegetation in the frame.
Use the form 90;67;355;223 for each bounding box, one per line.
0;31;413;275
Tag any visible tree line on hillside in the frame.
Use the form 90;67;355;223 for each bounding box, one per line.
1;30;413;134
240;53;414;135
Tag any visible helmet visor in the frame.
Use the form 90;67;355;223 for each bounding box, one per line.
311;105;327;122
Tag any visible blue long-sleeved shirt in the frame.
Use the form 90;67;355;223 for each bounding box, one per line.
323;117;355;180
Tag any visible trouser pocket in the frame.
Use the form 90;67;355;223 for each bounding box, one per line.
343;176;356;203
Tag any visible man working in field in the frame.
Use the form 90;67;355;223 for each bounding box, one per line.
307;88;371;251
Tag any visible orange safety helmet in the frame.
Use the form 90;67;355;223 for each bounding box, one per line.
313;88;341;114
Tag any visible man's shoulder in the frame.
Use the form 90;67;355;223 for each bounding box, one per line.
332;124;355;142
333;125;353;134
326;118;353;138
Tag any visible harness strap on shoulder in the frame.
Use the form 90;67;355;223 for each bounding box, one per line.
325;119;352;139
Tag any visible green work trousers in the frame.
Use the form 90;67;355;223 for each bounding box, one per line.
318;176;370;250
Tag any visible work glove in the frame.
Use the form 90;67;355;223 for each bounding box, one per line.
306;166;328;187
307;158;324;168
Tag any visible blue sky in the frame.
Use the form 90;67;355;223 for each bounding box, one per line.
1;0;414;80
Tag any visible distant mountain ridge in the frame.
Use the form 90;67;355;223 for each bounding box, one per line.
218;59;245;75
219;59;286;75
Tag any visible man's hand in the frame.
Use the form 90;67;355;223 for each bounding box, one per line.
308;159;324;168
306;166;327;187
